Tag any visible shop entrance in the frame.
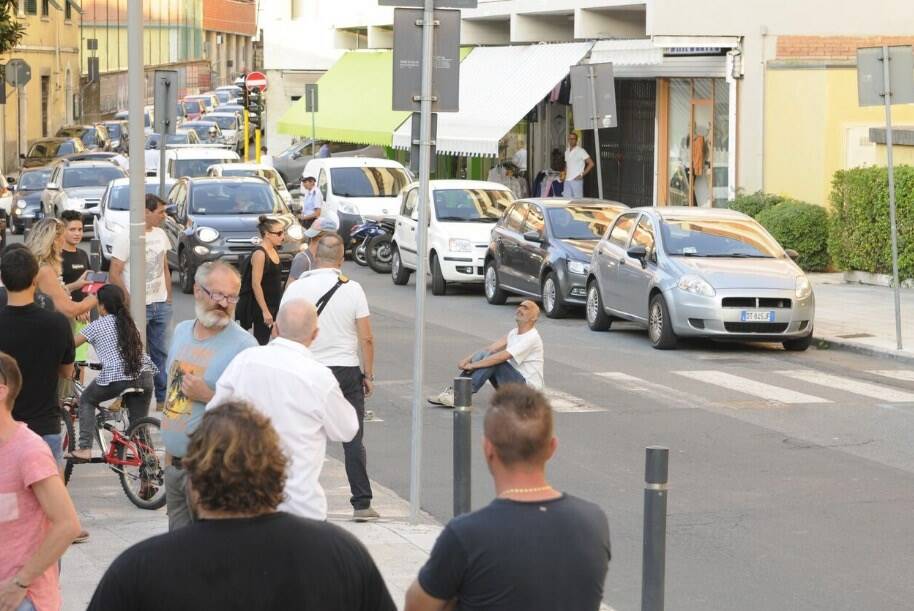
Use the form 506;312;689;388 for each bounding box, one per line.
584;79;656;207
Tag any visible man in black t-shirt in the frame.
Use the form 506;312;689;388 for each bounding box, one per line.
406;384;612;611
60;210;91;302
0;245;76;463
89;401;395;611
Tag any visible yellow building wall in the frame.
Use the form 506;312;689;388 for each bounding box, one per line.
1;8;82;174
875;144;914;166
764;67;914;207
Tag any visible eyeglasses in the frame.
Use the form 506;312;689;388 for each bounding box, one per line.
267;230;284;237
199;284;240;305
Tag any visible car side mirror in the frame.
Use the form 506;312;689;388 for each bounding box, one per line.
627;245;648;267
6;176;15;185
785;249;799;261
523;230;544;244
19;153;26;160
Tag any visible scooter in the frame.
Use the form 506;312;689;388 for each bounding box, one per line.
350;218;396;273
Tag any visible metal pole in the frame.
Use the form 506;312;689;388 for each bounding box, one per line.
255;129;261;164
453;376;472;517
641;446;669;611
409;0;435;524
243;108;250;161
310;88;317;158
16;75;22;164
127;0;147;339
881;45;903;351
158;78;169;200
588;64;604;199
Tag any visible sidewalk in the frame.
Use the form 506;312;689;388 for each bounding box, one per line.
60;455;443;610
810;273;914;360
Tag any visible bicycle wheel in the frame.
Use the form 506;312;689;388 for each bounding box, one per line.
117;416;166;510
60;407;76;485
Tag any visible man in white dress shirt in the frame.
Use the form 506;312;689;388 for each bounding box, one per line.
564;132;594;199
207;299;358;521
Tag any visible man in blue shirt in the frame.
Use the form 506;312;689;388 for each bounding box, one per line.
299;173;323;229
162;261;257;530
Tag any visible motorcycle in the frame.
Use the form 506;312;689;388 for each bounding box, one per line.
350;218;395;273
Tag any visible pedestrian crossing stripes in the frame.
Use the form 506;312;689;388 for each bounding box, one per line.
594;372;697;409
775;370;914;403
543;387;606;413
869;370;914;382
673;370;832;404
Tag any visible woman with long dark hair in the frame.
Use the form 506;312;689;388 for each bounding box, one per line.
247;215;284;345
66;284;156;462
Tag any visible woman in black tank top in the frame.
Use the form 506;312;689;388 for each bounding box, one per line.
250;215;284;345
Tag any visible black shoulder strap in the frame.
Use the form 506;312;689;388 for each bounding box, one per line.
315;274;349;316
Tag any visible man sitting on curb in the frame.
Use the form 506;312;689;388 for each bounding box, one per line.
406;384;611;611
428;300;544;407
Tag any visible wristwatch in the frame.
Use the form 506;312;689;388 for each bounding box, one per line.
364;373;375;381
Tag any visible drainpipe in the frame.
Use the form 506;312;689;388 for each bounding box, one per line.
759;25;768;191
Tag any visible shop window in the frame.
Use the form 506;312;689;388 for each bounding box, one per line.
24;0;37;15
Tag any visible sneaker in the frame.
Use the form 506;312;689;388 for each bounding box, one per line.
353;507;380;522
427;387;454;407
73;529;90;544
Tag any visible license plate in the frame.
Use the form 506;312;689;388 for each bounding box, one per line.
740;310;775;322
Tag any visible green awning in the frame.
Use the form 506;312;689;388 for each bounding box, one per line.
277;50;408;147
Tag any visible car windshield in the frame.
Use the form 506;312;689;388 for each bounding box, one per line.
184;100;202;113
221;168;284;191
660;217;784;258
172;158;235;178
432;189;513;222
208;116;237;130
184;124;217;139
145;133;190;148
62;166;125;189
18;170;51;190
107;183;173;211
213;92;230;104
330;167;410;197
29;141;74;158
105;124;122;139
191;182;278;215
548;206;621;240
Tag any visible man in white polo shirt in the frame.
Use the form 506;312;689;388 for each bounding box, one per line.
207;299;359;520
281;234;378;521
564;132;594;199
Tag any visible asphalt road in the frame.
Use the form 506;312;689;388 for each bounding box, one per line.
16;235;914;610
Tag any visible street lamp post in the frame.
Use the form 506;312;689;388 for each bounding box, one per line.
127;0;147;338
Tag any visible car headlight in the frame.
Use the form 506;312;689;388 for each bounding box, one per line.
16;200;27;209
795;275;812;300
677;274;716;297
337;199;359;215
567;260;590;275
104;218;125;233
196;226;220;243
448;238;473;253
286;224;304;241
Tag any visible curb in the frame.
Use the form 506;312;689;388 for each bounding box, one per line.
813;333;914;364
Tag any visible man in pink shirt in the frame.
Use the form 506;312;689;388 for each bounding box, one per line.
0;351;81;611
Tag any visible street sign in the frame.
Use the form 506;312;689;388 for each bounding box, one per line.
245;71;268;92
570;62;618;130
5;59;31;88
379;0;476;6
392;8;460;112
857;46;914;106
305;83;318;112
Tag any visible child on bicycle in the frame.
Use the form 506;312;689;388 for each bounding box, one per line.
66;285;157;462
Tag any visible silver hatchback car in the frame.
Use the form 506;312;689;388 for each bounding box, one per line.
585;206;815;351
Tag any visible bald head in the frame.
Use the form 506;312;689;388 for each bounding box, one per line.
516;300;540;326
276;299;319;345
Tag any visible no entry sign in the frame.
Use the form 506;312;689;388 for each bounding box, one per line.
245;71;268;92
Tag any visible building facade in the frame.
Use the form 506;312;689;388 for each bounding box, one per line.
1;0;81;173
202;0;257;88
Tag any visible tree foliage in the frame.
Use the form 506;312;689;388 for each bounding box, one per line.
0;0;26;56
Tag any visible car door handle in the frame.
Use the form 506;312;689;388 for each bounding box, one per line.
619;259;626;266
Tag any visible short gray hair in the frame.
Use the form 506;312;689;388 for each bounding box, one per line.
276;299;317;342
195;260;241;286
315;234;344;266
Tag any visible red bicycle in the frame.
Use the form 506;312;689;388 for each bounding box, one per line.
60;362;167;510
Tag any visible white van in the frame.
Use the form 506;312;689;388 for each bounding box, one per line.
300;157;412;242
390;180;514;295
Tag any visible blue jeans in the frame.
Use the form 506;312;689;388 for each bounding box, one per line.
42;431;64;465
564;178;584;198
16;597;36;611
146;301;172;403
466;351;526;393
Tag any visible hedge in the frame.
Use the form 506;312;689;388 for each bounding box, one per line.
756;201;830;272
729;191;786;219
828;165;914;281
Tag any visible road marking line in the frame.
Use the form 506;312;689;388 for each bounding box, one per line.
776;370;914;403
593;372;697;409
869;370;914;382
543;387;606;413
674;370;831;404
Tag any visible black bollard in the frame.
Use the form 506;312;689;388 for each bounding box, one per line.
453;376;472;517
641;446;669;611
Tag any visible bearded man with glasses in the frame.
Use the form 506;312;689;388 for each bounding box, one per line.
161;261;257;531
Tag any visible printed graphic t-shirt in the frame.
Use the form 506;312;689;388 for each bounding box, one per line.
111;226;171;305
162;320;257;457
506;327;544;389
0;423;62;611
61;248;90;302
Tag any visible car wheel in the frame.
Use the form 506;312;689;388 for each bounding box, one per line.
391;246;411;286
430;254;447;296
586;281;611;331
783;332;813;352
541;272;568;319
484;260;508;305
178;249;196;294
648;293;678;350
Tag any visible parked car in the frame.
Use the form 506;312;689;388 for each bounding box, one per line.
585;206;815;351
160;148;240;179
214;103;244;117
205;163;295;209
300;157;412;245
0;174;11;217
8;168;52;234
94;177;176;270
56;124;111;151
390;180;514;294
273;141;386;187
215;85;243;98
99;120;129;153
484;198;629;318
144;129;203;175
21;138;86;169
162;176;305;292
202;112;241;152
61;151;124;164
42;160;127;231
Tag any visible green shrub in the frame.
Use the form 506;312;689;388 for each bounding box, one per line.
729;191;785;219
828;166;914;281
755;200;830;272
